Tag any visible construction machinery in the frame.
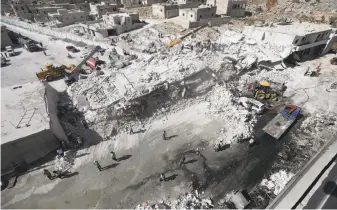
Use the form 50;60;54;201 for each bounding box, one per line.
167;22;211;48
330;57;337;65
249;81;287;100
36;64;75;81
263;104;301;139
18;37;39;52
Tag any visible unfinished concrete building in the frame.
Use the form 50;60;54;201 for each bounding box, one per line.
48;9;90;26
90;2;118;19
152;4;179;19
79;13;142;37
206;0;246;17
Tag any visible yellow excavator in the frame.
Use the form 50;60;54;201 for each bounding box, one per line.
167;22;211;48
250;81;287;100
36;64;75;81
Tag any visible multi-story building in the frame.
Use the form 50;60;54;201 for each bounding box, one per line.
48;9;90;26
206;0;246;17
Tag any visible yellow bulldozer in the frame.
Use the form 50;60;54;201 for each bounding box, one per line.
249;81;287;100
36;64;76;81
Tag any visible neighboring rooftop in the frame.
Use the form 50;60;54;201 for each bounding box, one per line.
1;82;49;144
248;22;333;36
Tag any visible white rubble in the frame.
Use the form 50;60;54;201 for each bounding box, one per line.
260;170;294;196
135;191;213;209
206;85;256;144
54;155;72;172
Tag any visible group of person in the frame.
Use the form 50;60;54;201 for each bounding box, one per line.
93;151;119;172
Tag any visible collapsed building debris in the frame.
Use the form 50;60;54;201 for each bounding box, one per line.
135;191;213;209
260;170;294;196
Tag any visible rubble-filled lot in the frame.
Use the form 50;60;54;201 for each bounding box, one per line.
1;21;337;209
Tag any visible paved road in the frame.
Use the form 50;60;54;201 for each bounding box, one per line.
303;159;337;209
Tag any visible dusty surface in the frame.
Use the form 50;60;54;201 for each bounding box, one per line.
1;18;337;209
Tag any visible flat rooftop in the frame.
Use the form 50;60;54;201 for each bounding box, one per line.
247;22;333;36
1;82;49;144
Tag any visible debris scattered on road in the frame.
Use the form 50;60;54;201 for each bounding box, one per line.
260;170;294;196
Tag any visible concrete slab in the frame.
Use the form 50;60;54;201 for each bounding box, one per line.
1;82;49;144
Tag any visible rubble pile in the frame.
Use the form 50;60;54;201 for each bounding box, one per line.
260;170;294;196
54;155;72;172
135;191;213;209
108;48;138;69
206;85;256;144
300;114;336;134
67;24;279;142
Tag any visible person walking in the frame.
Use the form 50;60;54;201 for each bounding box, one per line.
130;127;134;135
94;160;102;171
43;50;47;56
43;169;54;180
163;131;167;140
110;151;118;161
160;173;166;182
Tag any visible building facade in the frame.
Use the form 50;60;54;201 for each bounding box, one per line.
206;0;246;17
292;30;332;59
152;4;178;19
179;5;216;22
48;9;90;26
80;13;141;37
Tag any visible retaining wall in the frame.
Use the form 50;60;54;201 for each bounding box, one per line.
1;84;68;173
1;129;60;173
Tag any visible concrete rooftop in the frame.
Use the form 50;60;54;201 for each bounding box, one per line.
250;22;333;36
1;82;49;144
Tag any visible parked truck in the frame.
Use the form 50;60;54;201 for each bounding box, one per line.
18;37;39;52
